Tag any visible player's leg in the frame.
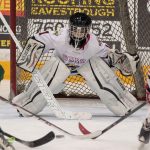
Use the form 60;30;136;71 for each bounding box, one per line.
139;113;150;144
12;56;70;116
139;82;150;144
78;56;138;116
0;128;15;150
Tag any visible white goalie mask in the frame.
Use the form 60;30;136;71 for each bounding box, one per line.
69;12;92;49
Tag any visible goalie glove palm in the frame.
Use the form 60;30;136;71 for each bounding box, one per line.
109;49;139;76
123;52;139;74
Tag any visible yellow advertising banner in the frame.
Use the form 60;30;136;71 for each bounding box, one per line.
29;0;119;20
0;0;24;16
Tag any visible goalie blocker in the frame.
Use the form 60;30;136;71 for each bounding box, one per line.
17;37;45;73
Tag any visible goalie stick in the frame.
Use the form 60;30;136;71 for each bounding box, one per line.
0;128;55;148
0;11;91;120
79;101;146;139
0;95;102;139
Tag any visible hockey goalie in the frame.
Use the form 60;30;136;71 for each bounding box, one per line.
13;12;139;118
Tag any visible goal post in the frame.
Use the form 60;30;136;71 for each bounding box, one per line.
118;0;145;98
10;0;17;96
9;0;149;99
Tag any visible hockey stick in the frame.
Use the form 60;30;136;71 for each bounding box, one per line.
0;95;102;139
79;101;146;139
0;11;91;120
0;128;55;148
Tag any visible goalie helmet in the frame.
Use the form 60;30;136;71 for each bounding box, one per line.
69;12;92;49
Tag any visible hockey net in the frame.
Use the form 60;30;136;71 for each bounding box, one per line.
13;0;150;99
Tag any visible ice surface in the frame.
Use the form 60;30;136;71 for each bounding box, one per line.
0;80;149;150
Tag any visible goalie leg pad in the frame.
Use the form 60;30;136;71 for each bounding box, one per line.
12;92;46;116
13;56;70;116
78;56;138;116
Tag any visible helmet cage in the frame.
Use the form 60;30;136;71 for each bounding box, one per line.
69;12;92;49
69;24;91;41
69;24;91;49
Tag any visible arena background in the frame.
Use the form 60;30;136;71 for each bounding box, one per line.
0;0;150;87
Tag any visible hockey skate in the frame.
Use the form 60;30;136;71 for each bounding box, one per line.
139;118;150;144
0;129;15;150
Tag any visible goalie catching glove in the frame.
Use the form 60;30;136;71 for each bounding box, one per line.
108;49;139;76
17;37;45;73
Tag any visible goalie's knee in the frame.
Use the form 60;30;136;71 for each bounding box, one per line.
13;56;70;116
27;56;70;94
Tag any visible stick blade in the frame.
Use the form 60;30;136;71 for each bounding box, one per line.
78;122;102;139
26;131;55;147
79;122;91;134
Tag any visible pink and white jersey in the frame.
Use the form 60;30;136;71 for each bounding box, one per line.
34;28;110;68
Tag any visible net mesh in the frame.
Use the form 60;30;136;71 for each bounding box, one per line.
15;0;150;98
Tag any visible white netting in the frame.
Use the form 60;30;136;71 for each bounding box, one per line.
15;0;149;98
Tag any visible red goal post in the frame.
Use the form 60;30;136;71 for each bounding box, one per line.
10;0;149;100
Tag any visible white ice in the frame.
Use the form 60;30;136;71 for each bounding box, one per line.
0;80;150;150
